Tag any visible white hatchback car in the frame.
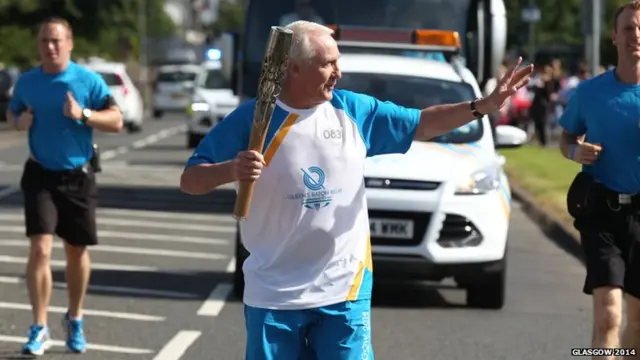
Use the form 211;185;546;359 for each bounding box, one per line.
152;64;201;118
83;61;144;133
185;60;239;148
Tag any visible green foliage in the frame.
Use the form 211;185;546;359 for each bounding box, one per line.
0;0;176;65
0;25;37;65
504;0;627;66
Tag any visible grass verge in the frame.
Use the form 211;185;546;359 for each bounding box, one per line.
500;145;580;225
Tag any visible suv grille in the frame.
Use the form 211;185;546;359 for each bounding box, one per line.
364;177;440;190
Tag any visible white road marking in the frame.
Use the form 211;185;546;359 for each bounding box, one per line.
97;230;229;245
0;208;236;224
0;276;199;299
0;255;199;275
0;255;160;272
0;124;187;197
0;226;23;233
115;145;128;154
0;276;20;284
0;214;234;233
96;207;237;223
132;139;148;149
101;124;185;160
226;257;236;273
0;226;228;245
96;218;235;232
196;283;232;317
0;334;153;354
0;214;23;221
0;301;164;321
0;240;228;260
152;330;202;360
99;149;117;160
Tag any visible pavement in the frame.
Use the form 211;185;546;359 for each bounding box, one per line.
0;116;593;359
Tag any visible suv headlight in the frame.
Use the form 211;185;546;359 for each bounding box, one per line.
186;95;210;115
454;166;500;195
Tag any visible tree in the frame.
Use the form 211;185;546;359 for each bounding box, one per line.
504;0;627;68
0;0;176;65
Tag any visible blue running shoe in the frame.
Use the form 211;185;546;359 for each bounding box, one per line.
22;324;50;356
62;312;87;353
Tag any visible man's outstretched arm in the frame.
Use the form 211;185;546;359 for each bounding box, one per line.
414;58;533;140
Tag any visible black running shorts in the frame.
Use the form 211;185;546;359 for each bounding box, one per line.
19;159;98;247
574;197;640;299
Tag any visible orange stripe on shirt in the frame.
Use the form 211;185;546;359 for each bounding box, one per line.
346;234;373;301
346;262;365;301
263;113;299;166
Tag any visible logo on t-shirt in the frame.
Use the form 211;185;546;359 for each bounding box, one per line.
285;166;342;210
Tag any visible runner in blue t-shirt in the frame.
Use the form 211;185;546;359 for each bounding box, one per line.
6;17;123;356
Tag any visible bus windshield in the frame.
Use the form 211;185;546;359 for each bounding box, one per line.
242;0;471;97
337;72;482;144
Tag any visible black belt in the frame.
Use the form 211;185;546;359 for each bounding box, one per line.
595;182;640;209
27;158;92;177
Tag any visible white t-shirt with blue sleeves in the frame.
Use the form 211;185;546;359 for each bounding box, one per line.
186;89;421;310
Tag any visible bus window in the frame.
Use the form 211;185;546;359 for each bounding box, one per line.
241;0;472;97
245;0;469;65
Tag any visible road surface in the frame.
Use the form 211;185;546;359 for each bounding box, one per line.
0;116;592;359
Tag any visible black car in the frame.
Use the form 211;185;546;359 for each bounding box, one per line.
0;68;20;122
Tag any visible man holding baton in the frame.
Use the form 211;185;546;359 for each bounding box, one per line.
7;17;122;355
181;20;532;360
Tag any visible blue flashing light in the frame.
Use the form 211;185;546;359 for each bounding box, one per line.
206;48;222;60
402;51;446;62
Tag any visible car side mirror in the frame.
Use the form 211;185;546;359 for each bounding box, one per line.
494;125;527;149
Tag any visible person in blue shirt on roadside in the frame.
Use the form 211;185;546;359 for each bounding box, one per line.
558;1;640;355
6;16;123;356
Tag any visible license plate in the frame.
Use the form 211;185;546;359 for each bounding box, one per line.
369;218;414;239
171;93;185;99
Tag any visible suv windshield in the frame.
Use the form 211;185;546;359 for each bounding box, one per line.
198;69;229;89
157;71;197;83
337;72;482;144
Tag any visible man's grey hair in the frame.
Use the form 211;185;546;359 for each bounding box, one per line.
284;21;334;64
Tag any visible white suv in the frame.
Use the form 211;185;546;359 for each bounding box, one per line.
152;64;201;118
185;60;239;148
83;61;144;133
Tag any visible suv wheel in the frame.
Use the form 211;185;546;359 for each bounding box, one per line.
465;256;506;309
